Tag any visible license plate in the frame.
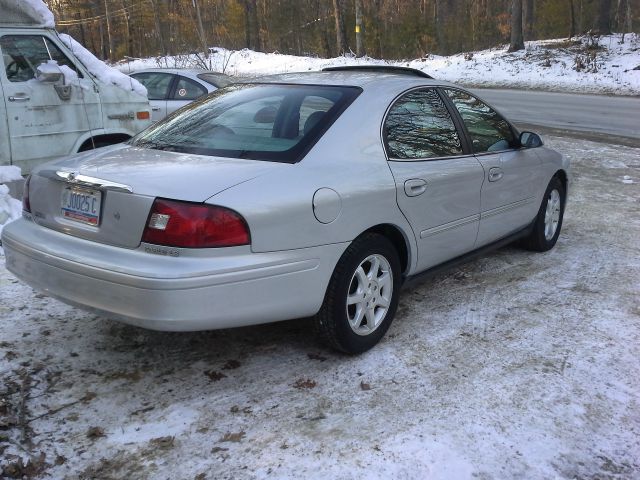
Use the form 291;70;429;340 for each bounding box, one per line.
61;187;102;226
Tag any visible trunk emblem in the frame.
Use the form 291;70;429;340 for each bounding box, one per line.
52;170;133;193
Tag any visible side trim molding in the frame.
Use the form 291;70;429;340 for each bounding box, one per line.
481;196;535;220
403;219;535;287
420;214;480;239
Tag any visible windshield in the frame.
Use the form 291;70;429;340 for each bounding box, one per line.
132;83;361;163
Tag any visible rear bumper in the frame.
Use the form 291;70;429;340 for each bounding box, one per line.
2;218;347;331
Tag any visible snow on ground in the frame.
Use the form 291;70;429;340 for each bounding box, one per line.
0;167;22;256
0;136;639;479
119;33;640;96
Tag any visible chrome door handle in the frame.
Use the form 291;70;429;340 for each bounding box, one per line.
404;178;427;197
9;94;30;102
488;167;503;182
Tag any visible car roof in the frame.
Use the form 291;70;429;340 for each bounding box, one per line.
130;68;228;76
241;70;456;90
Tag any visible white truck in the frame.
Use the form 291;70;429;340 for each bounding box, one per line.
0;0;151;174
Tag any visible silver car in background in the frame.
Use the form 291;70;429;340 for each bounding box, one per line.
129;68;232;122
2;66;569;354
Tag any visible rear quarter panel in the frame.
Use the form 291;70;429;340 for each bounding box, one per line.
208;86;419;272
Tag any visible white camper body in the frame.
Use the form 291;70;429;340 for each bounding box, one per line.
0;1;151;173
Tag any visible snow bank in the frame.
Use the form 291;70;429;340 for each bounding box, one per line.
413;34;640;95
0;166;21;183
59;34;147;97
120;34;639;95
0;167;23;255
0;0;54;28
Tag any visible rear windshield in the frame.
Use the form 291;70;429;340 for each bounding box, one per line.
132;83;361;163
197;72;232;88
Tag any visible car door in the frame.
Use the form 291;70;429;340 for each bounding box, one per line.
0;32;101;172
167;75;208;116
443;88;542;247
384;88;485;272
130;72;173;121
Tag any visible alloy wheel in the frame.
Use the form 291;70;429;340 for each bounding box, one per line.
346;254;393;336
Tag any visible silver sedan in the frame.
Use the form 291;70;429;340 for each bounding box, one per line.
129;68;232;121
2;66;569;353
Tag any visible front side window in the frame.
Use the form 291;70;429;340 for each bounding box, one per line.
130;72;173;100
132;83;361;163
444;89;516;153
173;76;207;100
384;89;463;160
0;35;79;82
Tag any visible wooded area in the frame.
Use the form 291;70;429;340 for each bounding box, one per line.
46;0;638;61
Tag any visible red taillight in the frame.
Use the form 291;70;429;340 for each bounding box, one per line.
141;199;250;248
22;175;31;213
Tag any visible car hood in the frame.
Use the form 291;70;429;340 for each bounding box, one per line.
37;144;286;202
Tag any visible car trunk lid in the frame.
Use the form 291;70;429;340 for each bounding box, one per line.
29;144;283;248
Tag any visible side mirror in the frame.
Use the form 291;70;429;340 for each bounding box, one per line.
520;131;543;148
36;61;63;84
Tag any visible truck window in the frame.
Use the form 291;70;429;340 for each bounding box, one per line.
0;35;81;82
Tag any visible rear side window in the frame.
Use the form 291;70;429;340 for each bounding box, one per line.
384;89;463;160
132;84;361;163
1;35;80;82
173;76;207;100
444;89;516;153
130;72;173;100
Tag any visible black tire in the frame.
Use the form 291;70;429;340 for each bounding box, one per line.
314;233;402;354
523;176;565;252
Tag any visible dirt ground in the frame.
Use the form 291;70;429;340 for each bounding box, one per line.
1;135;639;479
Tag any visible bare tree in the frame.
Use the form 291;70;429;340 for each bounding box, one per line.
508;0;525;51
103;0;114;59
524;0;535;39
193;0;208;54
434;0;443;52
569;0;576;38
617;0;633;41
244;0;261;50
355;0;364;57
597;0;612;34
333;0;348;54
149;0;167;56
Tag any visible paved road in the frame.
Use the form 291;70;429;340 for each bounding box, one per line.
471;88;640;145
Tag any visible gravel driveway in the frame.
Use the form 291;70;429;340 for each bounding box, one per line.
1;136;639;479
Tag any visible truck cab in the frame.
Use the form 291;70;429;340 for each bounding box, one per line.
0;2;151;173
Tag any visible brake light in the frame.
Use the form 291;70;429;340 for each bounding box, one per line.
22;175;31;213
141;199;250;248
